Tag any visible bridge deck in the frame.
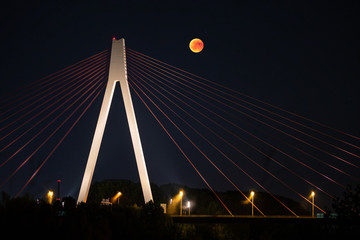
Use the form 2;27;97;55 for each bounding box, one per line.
172;215;336;224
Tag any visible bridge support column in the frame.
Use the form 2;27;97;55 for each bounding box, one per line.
77;38;153;204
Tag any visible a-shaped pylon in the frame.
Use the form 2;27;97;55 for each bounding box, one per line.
77;38;153;203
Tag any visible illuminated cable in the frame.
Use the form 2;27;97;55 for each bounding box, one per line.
0;50;108;128
129;73;267;215
129;71;324;214
0;55;108;127
127;62;357;182
14;82;105;196
0;71;106;168
0;60;107;140
129;81;233;216
129;74;272;216
1;80;104;187
127;66;336;206
127;48;360;142
0;50;108;110
127;58;360;169
127;53;360;159
127;49;360;151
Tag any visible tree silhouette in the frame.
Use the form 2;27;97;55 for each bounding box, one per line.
332;184;360;219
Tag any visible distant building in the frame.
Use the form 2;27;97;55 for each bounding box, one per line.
160;203;167;213
100;198;112;206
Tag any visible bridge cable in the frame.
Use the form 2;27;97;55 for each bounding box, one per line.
0;61;108;149
128;81;234;216
14;81;105;197
128;69;325;214
0;50;108;110
0;70;106;170
127;56;360;170
127;48;360;142
127;67;334;205
127;52;360;164
129;73;267;216
127;58;357;184
0;54;109;130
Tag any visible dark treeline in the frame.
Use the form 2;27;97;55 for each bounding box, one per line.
1;181;359;240
88;179;309;216
0;194;175;240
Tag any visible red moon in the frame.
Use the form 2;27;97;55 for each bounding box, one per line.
189;38;204;53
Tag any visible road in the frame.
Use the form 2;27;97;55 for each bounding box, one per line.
172;215;336;224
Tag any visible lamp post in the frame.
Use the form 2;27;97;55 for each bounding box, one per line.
250;191;255;217
179;191;183;216
187;201;191;215
117;191;122;205
311;191;315;218
57;179;61;201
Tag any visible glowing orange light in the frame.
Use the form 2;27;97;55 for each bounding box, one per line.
47;190;54;204
111;191;122;203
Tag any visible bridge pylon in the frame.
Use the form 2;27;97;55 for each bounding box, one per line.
77;38;153;203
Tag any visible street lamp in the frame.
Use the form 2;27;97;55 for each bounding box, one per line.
47;190;54;204
311;191;315;218
250;191;255;217
111;191;122;205
179;191;183;216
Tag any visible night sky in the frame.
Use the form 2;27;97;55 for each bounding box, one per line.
1;1;360;210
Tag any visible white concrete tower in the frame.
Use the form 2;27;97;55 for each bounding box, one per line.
77;38;153;203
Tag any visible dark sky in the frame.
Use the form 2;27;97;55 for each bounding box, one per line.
1;1;359;211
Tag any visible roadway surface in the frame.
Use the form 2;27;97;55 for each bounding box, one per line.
171;215;337;224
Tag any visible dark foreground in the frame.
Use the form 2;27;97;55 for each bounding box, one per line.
0;198;359;240
173;215;360;239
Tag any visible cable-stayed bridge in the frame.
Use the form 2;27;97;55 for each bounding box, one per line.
0;38;359;217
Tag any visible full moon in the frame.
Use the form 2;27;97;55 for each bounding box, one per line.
189;38;204;53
